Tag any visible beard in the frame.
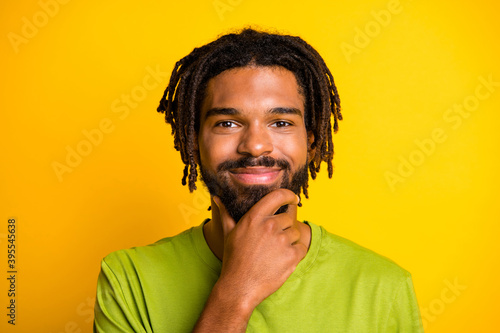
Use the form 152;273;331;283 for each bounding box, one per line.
200;156;308;222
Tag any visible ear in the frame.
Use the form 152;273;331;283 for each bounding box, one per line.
307;131;316;163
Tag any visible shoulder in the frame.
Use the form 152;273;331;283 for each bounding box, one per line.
101;225;198;272
311;223;411;282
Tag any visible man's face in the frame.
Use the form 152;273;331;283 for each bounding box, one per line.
198;65;311;222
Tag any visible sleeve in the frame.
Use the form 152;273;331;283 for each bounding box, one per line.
384;272;424;333
93;257;152;333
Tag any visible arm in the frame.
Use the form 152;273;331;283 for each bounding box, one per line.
94;257;150;333
192;281;254;333
193;189;308;332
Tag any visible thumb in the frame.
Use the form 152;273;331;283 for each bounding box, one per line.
213;196;236;239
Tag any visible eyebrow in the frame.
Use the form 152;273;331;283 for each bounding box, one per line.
204;107;303;119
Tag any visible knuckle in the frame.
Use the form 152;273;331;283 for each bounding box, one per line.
270;189;285;203
277;233;288;245
245;211;259;223
295;244;307;258
290;228;300;241
263;218;277;233
276;188;292;201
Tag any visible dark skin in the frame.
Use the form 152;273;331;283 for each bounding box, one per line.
193;66;313;332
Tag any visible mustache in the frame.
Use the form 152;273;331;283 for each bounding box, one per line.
217;156;291;172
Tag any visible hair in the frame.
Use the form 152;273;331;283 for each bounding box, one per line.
157;27;342;199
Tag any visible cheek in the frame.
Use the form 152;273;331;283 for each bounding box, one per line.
198;131;237;169
276;133;309;167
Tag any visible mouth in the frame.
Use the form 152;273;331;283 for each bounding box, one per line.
229;167;282;185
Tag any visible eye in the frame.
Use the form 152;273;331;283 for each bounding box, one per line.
271;120;293;128
215;121;238;128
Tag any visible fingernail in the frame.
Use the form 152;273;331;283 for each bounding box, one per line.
297;195;302;207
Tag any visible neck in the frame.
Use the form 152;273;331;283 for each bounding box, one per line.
203;197;225;260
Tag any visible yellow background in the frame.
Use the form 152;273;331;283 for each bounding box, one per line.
2;0;499;331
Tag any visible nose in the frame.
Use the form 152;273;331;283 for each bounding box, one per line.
237;123;273;157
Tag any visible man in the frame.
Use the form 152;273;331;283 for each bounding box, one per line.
94;28;424;332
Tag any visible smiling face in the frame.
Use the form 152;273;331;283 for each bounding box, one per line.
198;65;312;222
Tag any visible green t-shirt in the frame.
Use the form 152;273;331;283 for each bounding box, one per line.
94;221;423;332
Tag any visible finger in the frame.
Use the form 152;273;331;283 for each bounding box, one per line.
283;225;301;244
246;189;300;218
212;196;236;239
275;203;298;232
283;201;297;220
293;242;308;261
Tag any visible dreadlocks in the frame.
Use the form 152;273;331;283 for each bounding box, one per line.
157;28;342;199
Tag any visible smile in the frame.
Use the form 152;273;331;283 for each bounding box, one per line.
229;167;282;185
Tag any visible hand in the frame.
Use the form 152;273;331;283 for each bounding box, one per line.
212;188;308;311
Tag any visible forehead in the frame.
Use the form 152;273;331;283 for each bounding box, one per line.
201;66;305;118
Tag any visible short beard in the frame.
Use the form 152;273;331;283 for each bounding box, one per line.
200;156;308;222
